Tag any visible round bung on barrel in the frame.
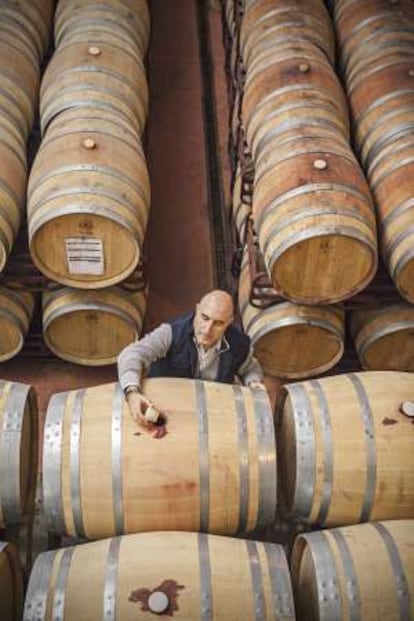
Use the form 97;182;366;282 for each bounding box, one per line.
350;305;414;371
42;286;146;366
0;380;38;528
238;246;344;378
24;532;295;621
291;520;414;621
276;371;414;526
27;118;150;289
0;541;23;621
42;379;277;539
0;288;35;361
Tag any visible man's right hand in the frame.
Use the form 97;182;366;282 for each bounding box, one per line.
126;391;155;428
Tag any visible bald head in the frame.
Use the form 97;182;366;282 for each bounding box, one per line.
193;289;234;349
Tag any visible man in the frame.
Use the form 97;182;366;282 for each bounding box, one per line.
118;289;265;428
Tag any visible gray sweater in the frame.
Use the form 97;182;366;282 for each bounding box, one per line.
118;322;264;390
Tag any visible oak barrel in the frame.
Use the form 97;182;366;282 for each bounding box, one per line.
27;112;150;288
276;371;414;526
0;381;38;528
43;379;277;539
42;286;146;366
54;0;150;58
291;520;414;621
0;288;35;361
240;0;335;67
24;532;294;621
350;304;414;371
39;40;148;135
0;541;24;621
253;137;378;303
239;247;344;378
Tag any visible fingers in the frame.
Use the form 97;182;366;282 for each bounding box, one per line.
249;381;266;391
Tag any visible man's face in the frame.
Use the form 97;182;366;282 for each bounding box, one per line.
193;296;234;349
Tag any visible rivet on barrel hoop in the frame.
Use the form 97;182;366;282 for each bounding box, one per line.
83;138;97;150
313;159;328;171
88;46;101;56
299;63;310;74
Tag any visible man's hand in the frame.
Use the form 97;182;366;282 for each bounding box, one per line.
126;391;155;428
248;381;266;391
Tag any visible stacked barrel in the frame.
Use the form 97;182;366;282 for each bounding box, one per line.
226;0;369;378
26;0;150;366
333;0;414;373
0;2;53;359
0;1;52;271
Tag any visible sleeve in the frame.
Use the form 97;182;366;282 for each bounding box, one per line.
117;323;173;391
237;343;264;386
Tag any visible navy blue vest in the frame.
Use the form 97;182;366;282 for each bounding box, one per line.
148;312;251;383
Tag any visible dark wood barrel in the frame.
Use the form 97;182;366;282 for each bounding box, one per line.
42;379;277;539
24;532;294;621
240;0;335;67
242;42;349;161
291;520;414;621
239;247;344;378
0;541;23;621
0;381;38;528
276;371;414;526
27;111;150;288
350;304;414;371
42;286;146;366
54;0;150;58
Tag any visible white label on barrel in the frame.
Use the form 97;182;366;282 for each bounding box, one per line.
65;237;104;275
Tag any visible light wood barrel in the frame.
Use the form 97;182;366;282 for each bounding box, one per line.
0;288;35;361
291;520;414;621
276;371;414;526
24;532;295;621
42;379;277;539
39;40;148;135
253;138;378;304
239;247;344;378
0;541;24;621
42;286;146;366
350;304;414;371
54;0;150;57
0;381;38;528
27;113;150;288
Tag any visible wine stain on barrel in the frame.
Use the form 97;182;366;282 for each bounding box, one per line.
129;579;185;616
